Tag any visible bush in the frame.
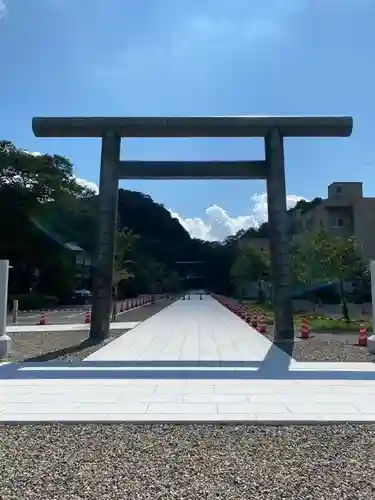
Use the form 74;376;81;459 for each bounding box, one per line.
9;293;59;311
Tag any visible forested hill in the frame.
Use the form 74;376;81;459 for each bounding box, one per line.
0;140;235;301
33;188;192;258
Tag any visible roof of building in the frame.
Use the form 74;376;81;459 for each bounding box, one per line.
30;217;86;254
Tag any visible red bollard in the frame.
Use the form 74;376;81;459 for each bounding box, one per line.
300;317;310;340
38;312;47;325
358;323;368;346
257;314;266;333
84;310;91;324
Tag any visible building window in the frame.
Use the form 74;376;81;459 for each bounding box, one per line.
335;186;342;194
330;217;344;227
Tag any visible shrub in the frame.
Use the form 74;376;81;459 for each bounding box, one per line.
9;293;59;311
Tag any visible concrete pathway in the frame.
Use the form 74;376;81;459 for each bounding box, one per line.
1;295;375;423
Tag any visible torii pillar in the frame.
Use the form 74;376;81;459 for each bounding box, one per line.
32;116;353;342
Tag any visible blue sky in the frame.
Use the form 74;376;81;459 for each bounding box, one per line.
1;0;374;240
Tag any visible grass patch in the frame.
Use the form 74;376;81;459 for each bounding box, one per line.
243;301;373;333
303;317;372;333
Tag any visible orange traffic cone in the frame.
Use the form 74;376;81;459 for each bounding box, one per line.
358;323;368;346
84;310;91;324
38;312;47;325
300;317;310;339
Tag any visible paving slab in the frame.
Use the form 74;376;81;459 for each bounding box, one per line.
1;294;375;423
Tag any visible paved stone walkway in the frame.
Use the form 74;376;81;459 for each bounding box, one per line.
1;294;375;422
86;295;272;361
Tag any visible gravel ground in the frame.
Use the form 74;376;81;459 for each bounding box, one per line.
2;301;375;499
1;423;375;499
6;299;176;362
263;329;375;362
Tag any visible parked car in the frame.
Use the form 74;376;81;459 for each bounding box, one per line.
70;289;92;305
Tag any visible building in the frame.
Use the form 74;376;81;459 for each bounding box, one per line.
290;182;375;261
63;241;92;289
31;218;92;289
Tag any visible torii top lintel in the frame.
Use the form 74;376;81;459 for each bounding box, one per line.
32;116;353;138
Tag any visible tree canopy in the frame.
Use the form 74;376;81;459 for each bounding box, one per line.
231;246;270;300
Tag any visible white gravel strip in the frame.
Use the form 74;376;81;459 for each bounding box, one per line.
6;322;140;333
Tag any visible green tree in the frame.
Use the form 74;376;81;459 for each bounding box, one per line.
0;141;92;208
0;141;97;294
324;236;368;321
291;231;332;289
113;229;138;297
230;246;270;301
291;231;367;321
162;270;182;293
143;260;166;293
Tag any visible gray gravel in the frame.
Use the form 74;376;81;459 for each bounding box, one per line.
1;423;375;499
5;299;176;362
7;328;130;362
263;330;375;363
291;332;375;362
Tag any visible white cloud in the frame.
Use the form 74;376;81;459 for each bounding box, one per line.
22;150;42;156
0;1;6;19
170;192;306;241
75;177;99;194
251;193;306;223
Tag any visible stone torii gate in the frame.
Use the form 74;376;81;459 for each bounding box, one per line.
32;116;353;342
